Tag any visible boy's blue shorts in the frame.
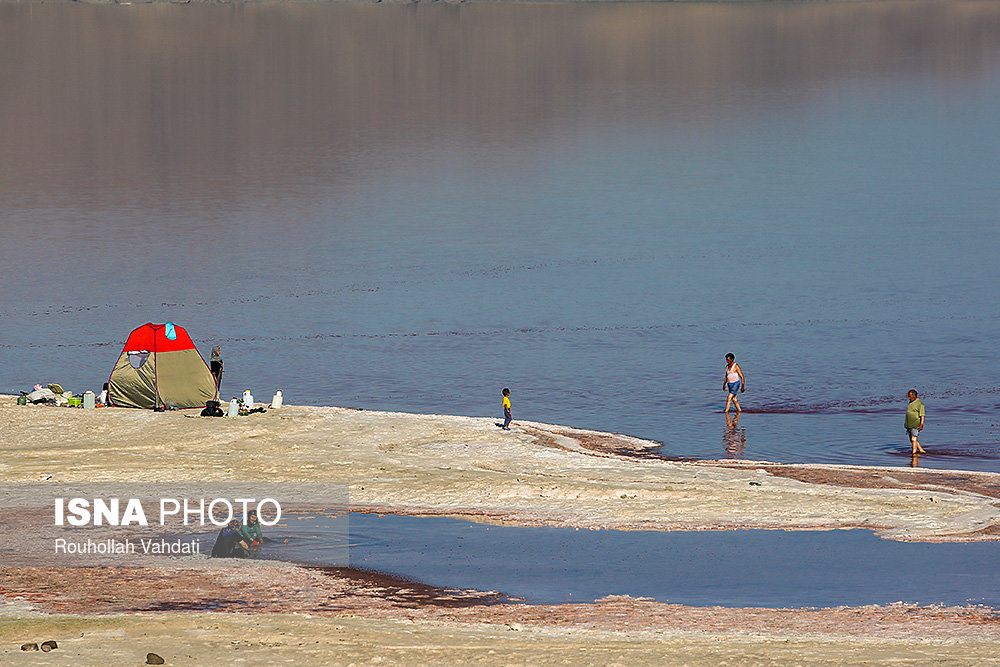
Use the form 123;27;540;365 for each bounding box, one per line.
727;381;742;395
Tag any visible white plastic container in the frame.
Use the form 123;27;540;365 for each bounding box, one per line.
242;390;254;410
271;390;283;409
83;391;95;410
227;399;239;418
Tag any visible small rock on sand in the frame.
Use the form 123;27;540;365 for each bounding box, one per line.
146;652;166;664
20;642;39;651
40;640;58;651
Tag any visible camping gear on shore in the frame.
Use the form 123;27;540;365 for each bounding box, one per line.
18;384;90;407
27;388;56;403
271;390;283;409
236;390;267;415
21;383;74;406
108;322;218;410
200;400;225;417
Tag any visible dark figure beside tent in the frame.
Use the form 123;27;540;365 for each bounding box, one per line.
210;346;224;391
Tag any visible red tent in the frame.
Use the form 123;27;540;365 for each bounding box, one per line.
108;322;218;409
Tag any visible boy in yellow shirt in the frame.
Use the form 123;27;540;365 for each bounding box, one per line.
502;388;512;430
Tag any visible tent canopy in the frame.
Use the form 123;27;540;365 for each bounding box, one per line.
108;322;218;409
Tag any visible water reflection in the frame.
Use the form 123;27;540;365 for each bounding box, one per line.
2;1;999;208
724;412;746;459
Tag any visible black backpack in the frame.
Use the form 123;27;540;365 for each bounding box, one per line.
200;400;224;417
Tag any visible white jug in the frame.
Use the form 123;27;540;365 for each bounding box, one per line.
242;390;254;410
271;390;283;409
227;399;239;418
83;391;95;410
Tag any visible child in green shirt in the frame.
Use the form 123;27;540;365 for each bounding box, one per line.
240;509;265;546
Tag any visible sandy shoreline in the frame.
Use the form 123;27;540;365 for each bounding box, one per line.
3;395;1000;664
3;608;998;666
2;395;997;541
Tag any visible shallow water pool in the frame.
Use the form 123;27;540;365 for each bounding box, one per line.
201;513;1000;608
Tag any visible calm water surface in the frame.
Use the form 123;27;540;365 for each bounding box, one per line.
2;2;1000;470
200;513;1000;608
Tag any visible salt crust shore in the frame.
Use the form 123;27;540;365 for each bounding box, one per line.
2;395;1000;664
1;395;997;541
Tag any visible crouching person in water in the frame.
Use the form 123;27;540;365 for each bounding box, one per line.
240;509;276;552
211;519;252;558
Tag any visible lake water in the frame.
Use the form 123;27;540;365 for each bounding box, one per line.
200;513;1000;608
2;1;1000;470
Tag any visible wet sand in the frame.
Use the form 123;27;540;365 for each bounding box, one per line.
3;395;1000;663
2;561;1000;666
